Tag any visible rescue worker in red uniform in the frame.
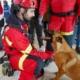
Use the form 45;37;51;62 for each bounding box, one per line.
2;0;53;80
39;0;80;48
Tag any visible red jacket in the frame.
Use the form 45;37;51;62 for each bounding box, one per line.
2;26;53;70
2;27;52;59
39;0;80;16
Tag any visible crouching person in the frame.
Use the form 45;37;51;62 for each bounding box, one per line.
2;22;54;80
2;0;54;80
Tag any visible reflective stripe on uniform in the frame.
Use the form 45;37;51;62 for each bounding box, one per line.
19;54;28;70
5;36;12;46
61;31;73;36
21;44;32;54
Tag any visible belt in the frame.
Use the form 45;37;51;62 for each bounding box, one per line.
51;10;76;17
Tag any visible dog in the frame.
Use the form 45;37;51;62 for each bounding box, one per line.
51;32;80;80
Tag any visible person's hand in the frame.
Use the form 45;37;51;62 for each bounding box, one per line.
38;16;43;26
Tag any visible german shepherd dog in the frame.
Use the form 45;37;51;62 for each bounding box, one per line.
51;32;80;80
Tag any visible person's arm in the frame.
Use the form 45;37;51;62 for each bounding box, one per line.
39;0;49;16
4;27;32;54
38;0;49;26
30;50;54;60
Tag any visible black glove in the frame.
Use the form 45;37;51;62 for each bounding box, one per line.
44;59;52;67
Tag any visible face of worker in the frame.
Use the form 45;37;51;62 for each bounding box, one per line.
17;7;25;21
23;8;35;21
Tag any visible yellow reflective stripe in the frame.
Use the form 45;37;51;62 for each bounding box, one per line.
21;44;32;54
61;31;73;36
19;54;28;70
5;36;12;46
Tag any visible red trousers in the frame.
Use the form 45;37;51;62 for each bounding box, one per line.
48;15;76;35
9;53;37;80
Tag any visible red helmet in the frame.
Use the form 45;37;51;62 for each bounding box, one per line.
20;0;37;9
